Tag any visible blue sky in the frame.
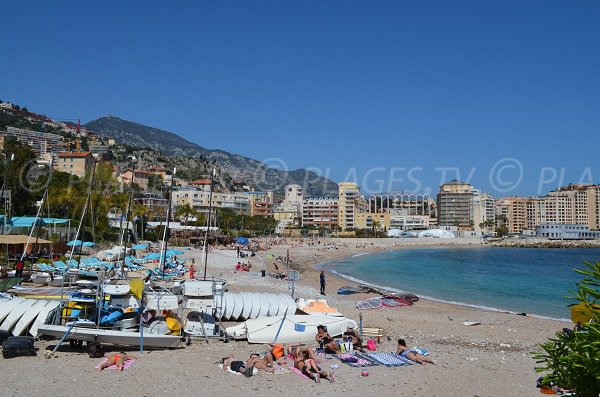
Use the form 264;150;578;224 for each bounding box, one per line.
1;1;599;196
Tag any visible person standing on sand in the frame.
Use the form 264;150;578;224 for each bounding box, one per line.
319;270;326;295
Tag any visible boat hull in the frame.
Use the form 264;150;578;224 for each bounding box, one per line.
37;324;182;348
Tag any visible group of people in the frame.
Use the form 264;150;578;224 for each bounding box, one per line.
234;261;252;271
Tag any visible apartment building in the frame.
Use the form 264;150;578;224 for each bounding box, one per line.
57;151;94;178
121;169;150;190
4;126;64;158
368;193;435;231
173;188;250;215
496;197;530;234
338;182;369;231
437;180;474;229
302;196;339;230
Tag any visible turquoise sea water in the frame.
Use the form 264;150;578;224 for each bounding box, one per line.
324;247;600;320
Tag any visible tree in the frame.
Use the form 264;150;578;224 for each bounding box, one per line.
175;204;197;226
533;261;600;397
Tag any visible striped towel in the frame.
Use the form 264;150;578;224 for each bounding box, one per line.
338;353;373;367
288;366;310;379
354;352;381;366
381;352;411;366
391;352;417;365
366;353;408;367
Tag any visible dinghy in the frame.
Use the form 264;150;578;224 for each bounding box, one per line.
183;311;218;337
0;299;36;333
12;300;48;336
297;298;343;317
29;301;61;337
226;314;357;344
0;297;25;323
31;273;51;285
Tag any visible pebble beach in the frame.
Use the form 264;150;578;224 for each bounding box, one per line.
0;238;571;397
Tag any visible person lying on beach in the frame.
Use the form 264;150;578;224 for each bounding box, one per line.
294;349;334;383
97;352;136;372
315;325;341;354
397;339;435;365
221;354;247;374
288;343;319;363
247;352;275;374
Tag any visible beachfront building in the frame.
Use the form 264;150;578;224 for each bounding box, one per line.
273;184;304;233
338;182;369;231
133;192;168;220
536;223;600;240
473;190;495;233
173;188;251;215
496;197;531;234
3;126;64;158
247;191;283;217
368;193;435;231
437;180;475;229
302;196;339;231
57;151;94;178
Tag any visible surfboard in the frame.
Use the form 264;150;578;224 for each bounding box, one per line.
104;284;131;296
12;300;48;336
0;299;36;332
263;293;277;316
277;293;292;315
249;292;261;318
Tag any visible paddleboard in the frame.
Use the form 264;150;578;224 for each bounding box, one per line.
337;286;362;295
264;293;277;316
0;299;36;332
12;300;48;336
249;292;261;318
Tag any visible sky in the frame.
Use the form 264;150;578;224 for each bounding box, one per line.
1;1;599;197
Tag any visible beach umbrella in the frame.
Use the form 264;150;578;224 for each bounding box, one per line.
570;303;598;324
82;241;96;247
67;239;84;247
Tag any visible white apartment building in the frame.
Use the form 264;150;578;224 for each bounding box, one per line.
173;188;250;215
302;196;339;230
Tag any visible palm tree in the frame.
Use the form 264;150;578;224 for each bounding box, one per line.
175;204;197;226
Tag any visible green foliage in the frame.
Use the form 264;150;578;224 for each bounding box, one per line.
533;261;600;397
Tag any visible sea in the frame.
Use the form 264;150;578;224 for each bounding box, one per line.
323;247;600;321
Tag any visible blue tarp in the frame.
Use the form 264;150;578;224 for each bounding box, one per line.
9;216;70;228
235;237;249;246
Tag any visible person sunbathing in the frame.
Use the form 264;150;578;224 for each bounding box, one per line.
294;350;334;383
288;343;319;363
247;352;275;374
97;352;136;372
396;339;435;365
315;325;341;354
221;354;247;374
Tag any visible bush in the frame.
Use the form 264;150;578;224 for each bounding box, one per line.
533;261;600;396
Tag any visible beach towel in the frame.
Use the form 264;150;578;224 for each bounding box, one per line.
95;359;136;371
337;353;373;367
366;352;409;367
354;352;382;366
288;366;310;380
218;364;258;376
390;352;417;365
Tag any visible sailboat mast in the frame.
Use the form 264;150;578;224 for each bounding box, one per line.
202;168;216;281
159;167;176;277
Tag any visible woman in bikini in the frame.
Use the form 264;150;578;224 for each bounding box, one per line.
97;352;136;372
295;350;335;383
397;339;435;365
315;325;341;354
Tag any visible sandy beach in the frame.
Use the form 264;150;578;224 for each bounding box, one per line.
0;238;570;397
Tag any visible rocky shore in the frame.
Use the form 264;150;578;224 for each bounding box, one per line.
489;237;600;249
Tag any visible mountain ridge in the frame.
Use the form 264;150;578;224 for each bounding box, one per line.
85;116;338;196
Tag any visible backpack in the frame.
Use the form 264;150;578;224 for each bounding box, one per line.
367;339;377;351
87;342;105;358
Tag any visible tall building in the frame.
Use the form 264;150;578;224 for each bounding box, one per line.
472;190;495;232
338;182;368;231
437;180;474;229
302;197;339;230
273;184;304;232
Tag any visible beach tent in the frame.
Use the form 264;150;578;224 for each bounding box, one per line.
235;237;249;246
418;229;456;239
387;229;402;238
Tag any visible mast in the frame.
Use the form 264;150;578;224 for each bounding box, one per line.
202;168;216;281
159;166;176;278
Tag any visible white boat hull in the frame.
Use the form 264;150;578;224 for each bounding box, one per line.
226;315;358;344
12;300;48;336
37;324;182;348
0;299;36;332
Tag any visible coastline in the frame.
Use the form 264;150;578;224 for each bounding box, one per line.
0;238;574;397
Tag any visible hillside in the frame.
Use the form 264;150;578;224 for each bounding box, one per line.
85;116;338;195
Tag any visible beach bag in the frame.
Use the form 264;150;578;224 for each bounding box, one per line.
2;337;35;358
87;342;105;358
340;341;353;353
367;339;377;351
0;330;10;345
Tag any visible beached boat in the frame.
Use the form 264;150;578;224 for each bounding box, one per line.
0;297;25;323
31;272;51;285
296;298;343;317
216;292;296;321
29;301;61;337
12;300;48;336
225;314;357;344
0;299;36;333
37;324;183;348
